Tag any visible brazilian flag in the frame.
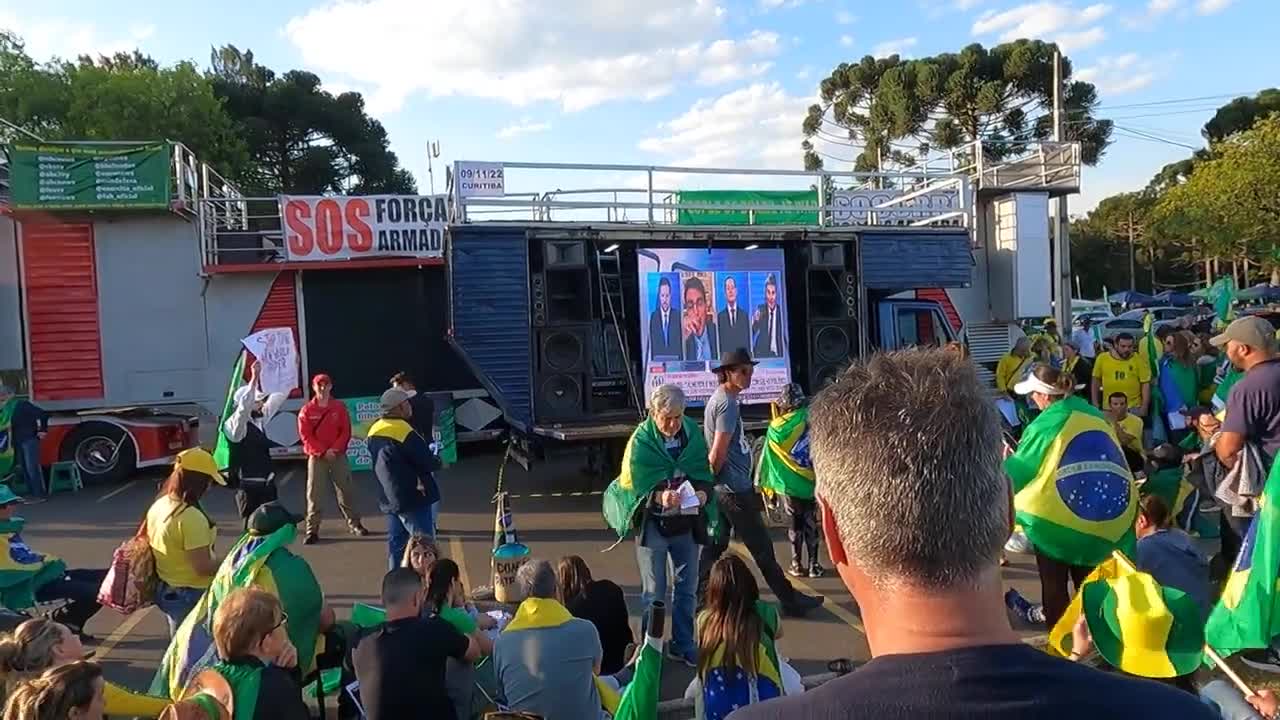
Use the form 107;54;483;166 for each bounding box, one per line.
758;407;815;500
602;416;719;540
1141;467;1197;530
1205;459;1280;661
1209;276;1237;324
1050;552;1204;677
152;523;324;700
0;518;67;609
212;352;247;471
613;632;662;720
1003;395;1137;567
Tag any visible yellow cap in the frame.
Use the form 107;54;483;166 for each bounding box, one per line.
175;448;227;485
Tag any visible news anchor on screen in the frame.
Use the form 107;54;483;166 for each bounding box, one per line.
717;274;751;355
751;273;786;359
682;276;719;362
648;275;682;360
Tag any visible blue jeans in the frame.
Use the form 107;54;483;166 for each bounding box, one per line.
635;520;699;657
1200;679;1264;720
387;505;436;570
155;582;205;639
18;438;45;497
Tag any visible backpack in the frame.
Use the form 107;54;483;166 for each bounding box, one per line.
97;516;157;614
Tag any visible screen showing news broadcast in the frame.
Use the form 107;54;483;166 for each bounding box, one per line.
637;247;792;406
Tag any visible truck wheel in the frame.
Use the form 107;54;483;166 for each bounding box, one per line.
59;423;137;486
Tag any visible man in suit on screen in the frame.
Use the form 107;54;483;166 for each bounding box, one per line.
648;275;682;360
717;275;751;355
682;276;719;362
752;273;786;359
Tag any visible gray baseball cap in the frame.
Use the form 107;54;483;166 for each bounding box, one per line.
1210;316;1276;352
379;387;412;413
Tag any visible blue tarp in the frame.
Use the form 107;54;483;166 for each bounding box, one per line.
1235;284;1280;302
1154;290;1196;307
1107;290;1158;307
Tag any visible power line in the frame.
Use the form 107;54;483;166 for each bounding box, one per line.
1111;124;1200;151
1093;92;1253;111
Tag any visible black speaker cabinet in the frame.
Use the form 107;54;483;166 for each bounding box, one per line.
534;325;592;422
544;268;592;323
805;242;858;390
810;321;854;390
531;272;547;327
543;239;587;269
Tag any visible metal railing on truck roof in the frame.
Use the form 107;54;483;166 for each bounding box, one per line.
453;160;976;230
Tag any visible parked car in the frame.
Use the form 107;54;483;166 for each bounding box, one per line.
1117;306;1200;323
1095;316;1176;346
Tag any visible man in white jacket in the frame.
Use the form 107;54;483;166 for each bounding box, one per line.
224;361;288;525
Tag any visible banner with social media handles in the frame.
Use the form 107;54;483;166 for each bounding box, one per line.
636;247;792;406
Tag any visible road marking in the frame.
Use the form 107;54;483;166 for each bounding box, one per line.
92;606;152;662
506;491;604;499
728;542;867;637
449;535;475;592
97;479;138;503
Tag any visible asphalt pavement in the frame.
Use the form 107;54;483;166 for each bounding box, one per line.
21;443;1048;703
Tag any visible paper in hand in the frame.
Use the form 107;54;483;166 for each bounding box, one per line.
676;480;700;513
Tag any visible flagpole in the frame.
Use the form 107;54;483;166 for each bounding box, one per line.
1112;552;1257;699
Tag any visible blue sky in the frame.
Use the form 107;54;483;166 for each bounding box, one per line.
3;0;1271;213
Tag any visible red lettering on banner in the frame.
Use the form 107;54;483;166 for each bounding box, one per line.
315;199;344;255
284;200;314;256
345;199;373;252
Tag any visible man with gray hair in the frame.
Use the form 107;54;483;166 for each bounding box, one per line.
494;559;605;720
729;349;1214;719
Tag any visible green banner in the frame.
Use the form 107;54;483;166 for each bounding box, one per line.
676;189;818;225
8;142;171;210
343;394;456;471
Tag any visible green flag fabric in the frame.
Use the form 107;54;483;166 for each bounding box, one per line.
1003;395;1137;567
758;408;815;500
0;397;14;480
613;633;663;720
602;417;719;540
0;518;67;609
213;352;247;470
210;660;264;720
1209;276;1237;323
1205;459;1280;660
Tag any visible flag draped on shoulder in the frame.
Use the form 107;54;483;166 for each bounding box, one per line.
0;396;15;479
602;417;718;540
758;407;815;500
0;518;66;609
1003;395;1137;567
213;352;247;471
152;523;324;699
1049;552;1204;678
1205;459;1280;660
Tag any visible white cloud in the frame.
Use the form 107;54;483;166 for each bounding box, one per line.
872;37;919;58
496;118;552;140
760;0;805;8
836;10;857;24
1147;0;1178;15
1076;53;1158;95
1196;0;1233;14
0;12;154;60
972;2;1111;51
285;0;780;114
796;65;814;80
639;82;813;170
840;34;855;47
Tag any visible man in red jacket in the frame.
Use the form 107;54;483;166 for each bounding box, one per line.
298;373;368;544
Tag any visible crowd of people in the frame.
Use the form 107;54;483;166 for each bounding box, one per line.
1;307;1280;719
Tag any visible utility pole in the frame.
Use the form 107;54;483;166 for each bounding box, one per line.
426;140;441;195
1051;50;1072;329
1112;210;1145;292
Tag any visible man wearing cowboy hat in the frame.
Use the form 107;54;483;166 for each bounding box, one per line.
697;349;823;616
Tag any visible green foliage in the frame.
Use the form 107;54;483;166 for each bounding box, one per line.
1203;88;1280;143
210;45;416;196
802;40;1113;171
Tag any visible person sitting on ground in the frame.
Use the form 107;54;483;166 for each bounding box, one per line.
0;616;169;716
154;501;343;711
1134;495;1211;621
0;486;104;643
223;360;287;525
424;559;494;720
194;586;309;720
2;660;104;720
494;559;608;720
147;449;223;638
402;533;440;577
728;347;1215;719
353;568;480;720
557;555;633;676
688;554;787;720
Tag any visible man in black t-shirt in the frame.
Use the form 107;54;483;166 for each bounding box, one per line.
730;349;1216;720
354;568;481;720
1213;316;1280;468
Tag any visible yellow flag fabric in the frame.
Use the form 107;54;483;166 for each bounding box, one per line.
1049;556;1123;656
504;597;622;714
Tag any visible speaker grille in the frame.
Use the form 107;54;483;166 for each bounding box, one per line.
538;374;584;415
813;324;852;363
541;329;587;372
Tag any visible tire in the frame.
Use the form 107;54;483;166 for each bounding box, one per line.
58;422;137;486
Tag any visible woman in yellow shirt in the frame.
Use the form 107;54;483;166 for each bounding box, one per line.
996;338;1034;394
0;617;169;717
145;449;225;638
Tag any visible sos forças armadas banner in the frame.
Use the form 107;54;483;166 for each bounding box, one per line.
281;194;447;262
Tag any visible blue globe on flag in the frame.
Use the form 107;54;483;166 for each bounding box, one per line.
1054;429;1131;522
